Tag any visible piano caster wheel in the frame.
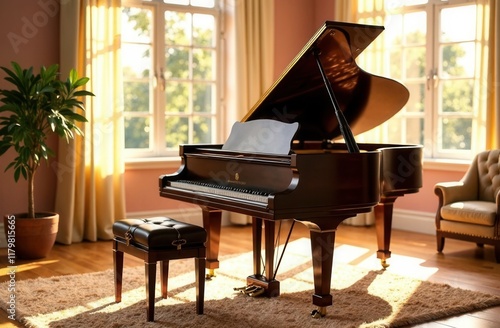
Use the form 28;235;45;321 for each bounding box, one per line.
206;268;216;280
311;307;326;319
380;259;390;269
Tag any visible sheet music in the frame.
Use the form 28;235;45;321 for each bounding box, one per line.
222;119;299;155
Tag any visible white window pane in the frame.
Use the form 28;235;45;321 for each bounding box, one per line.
165;47;190;79
403;12;426;45
125;117;150;149
122;44;152;79
440;118;471;150
193;116;212;143
193;82;213;113
122;7;152;43
193;14;215;46
166;117;189;148
441;42;476;78
440;5;477;42
166;11;192;46
164;0;189;5
191;0;215;8
165;81;189;113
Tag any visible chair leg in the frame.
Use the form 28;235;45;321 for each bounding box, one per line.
195;257;205;315
160;260;169;298
436;233;445;252
113;248;124;303
145;261;157;322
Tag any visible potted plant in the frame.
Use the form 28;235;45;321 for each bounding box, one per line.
0;61;94;259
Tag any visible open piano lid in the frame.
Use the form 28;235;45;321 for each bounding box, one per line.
241;21;410;142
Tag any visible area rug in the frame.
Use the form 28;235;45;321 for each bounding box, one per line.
1;238;500;328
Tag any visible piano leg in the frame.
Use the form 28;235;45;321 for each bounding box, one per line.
201;207;222;278
310;230;334;318
246;217;280;297
374;196;398;268
300;216;355;318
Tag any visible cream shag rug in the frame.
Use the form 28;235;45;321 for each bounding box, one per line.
2;238;500;328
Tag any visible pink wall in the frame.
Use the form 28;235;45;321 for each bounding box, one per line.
0;0;468;220
0;1;59;216
273;0;335;78
124;166;199;213
396;168;465;211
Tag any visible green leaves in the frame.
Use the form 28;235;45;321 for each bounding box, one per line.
0;61;95;182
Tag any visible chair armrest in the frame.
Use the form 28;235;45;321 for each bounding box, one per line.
434;181;475;206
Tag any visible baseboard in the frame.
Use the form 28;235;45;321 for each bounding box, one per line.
126;209;435;235
392;209;435;235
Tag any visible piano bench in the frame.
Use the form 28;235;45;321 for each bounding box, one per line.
112;217;207;322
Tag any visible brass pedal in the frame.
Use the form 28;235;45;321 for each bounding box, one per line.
248;286;265;297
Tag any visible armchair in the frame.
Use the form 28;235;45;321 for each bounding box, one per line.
434;150;500;263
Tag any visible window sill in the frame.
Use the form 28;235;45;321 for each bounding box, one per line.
125;157;181;170
423;158;470;172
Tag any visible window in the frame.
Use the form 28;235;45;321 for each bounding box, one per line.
355;0;484;160
122;0;220;158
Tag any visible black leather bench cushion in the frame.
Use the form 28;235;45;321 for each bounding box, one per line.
113;217;206;249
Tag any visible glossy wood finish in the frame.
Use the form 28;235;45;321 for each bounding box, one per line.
1;223;499;327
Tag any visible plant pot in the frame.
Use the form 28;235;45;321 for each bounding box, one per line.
3;212;59;260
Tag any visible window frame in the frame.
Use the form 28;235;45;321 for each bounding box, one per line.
355;0;483;161
122;0;222;160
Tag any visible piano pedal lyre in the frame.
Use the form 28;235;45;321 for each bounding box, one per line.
233;284;266;297
311;307;327;319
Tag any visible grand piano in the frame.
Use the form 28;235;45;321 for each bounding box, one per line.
159;21;423;317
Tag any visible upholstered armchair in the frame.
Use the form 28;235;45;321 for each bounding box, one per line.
434;150;500;263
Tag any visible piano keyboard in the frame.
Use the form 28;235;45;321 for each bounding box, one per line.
169;180;269;203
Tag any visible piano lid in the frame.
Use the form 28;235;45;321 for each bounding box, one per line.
241;21;410;142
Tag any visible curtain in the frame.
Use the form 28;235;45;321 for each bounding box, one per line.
55;0;126;244
226;0;274;224
484;0;499;149
334;0;355;21
234;0;274;119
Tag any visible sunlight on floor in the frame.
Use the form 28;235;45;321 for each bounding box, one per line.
0;259;59;276
333;244;439;280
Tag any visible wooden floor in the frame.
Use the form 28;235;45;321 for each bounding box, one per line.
1;222;499;327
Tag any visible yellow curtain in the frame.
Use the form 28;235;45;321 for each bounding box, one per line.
55;0;126;244
234;0;274;118
334;0;355;21
483;0;499;149
227;0;274;224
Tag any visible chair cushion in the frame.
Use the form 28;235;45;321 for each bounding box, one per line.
440;220;495;238
440;201;496;226
113;217;206;249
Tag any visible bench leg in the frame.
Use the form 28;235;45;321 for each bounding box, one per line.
113;248;124;303
160;260;169;298
145;261;157;322
195;257;205;315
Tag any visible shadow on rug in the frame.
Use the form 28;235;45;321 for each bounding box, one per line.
1;238;500;328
